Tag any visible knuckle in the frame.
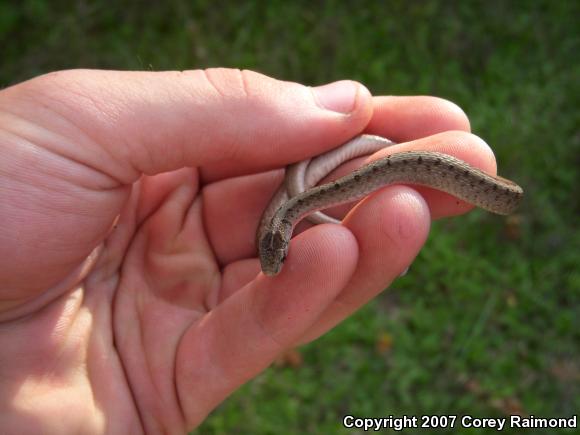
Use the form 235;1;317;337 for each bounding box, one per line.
202;68;250;99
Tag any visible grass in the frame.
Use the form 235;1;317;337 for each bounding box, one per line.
2;1;579;434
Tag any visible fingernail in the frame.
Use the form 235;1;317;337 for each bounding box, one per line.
312;80;359;114
398;266;410;278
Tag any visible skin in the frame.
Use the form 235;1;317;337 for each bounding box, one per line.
0;68;498;433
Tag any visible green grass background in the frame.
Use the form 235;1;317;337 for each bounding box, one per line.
2;1;578;434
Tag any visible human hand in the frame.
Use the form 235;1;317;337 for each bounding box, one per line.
0;69;495;432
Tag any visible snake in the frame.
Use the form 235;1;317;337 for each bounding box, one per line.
257;134;524;276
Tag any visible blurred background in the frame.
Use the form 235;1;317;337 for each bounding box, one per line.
2;1;578;434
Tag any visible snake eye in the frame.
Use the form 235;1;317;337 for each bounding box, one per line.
259;232;274;251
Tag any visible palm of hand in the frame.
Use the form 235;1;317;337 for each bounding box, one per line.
0;69;485;432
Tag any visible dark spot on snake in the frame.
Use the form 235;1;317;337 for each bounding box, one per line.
435;158;441;165
463;170;469;177
493;185;497;191
403;159;408;165
282;218;291;226
426;165;431;171
372;166;378;173
354;174;361;181
449;165;454;170
455;174;460;180
387;159;391;166
479;179;485;185
417;156;423;164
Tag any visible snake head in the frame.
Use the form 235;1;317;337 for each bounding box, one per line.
258;230;289;276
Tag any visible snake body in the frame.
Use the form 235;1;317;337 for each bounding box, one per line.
257;134;523;275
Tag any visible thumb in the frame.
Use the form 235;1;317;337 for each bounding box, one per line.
4;68;373;181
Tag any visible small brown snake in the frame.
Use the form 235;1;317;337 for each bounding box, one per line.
257;134;524;275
